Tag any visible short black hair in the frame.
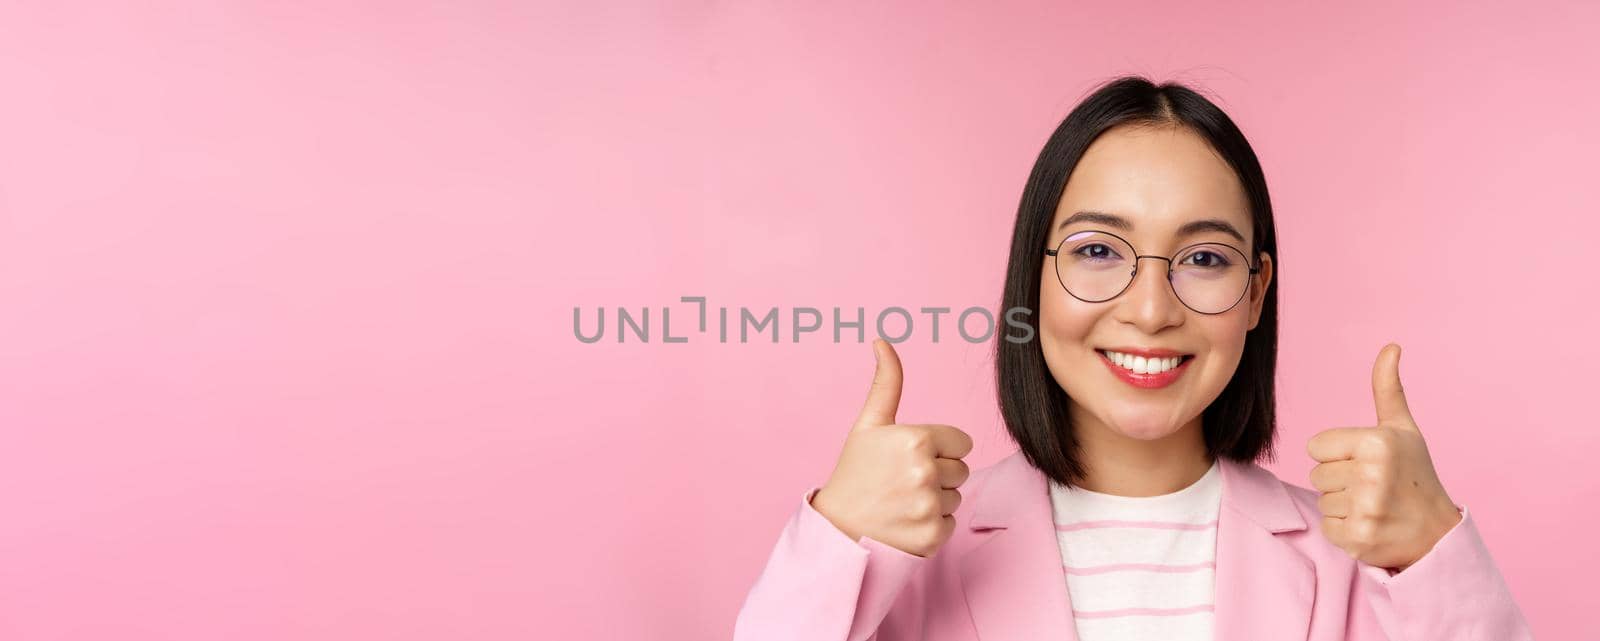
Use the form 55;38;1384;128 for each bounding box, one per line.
995;75;1280;488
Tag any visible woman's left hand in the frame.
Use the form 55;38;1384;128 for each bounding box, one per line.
1305;343;1463;573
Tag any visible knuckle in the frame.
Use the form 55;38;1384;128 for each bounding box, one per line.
907;462;936;486
1356;493;1385;517
1356;463;1386;486
902;429;932;451
1358;432;1391;457
1376;429;1402;450
1350;519;1377;544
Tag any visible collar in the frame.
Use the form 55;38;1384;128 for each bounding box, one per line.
967;449;1306;533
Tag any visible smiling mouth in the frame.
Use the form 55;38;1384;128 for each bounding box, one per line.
1096;349;1195;375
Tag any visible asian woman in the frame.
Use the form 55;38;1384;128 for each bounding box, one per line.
733;75;1531;641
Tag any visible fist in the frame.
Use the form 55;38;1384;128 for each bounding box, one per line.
1306;343;1463;572
810;339;974;558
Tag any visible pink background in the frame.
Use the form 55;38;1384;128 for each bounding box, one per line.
0;2;1593;639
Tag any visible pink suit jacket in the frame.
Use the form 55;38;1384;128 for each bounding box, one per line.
734;449;1533;640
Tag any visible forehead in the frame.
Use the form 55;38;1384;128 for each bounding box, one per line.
1053;125;1251;246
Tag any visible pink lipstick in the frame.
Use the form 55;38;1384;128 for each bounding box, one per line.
1097;349;1193;389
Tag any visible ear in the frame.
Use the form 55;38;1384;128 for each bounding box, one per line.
1247;251;1273;331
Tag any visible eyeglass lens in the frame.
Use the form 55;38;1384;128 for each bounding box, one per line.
1053;230;1251;314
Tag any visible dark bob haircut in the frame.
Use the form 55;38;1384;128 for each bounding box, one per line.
995;75;1280;488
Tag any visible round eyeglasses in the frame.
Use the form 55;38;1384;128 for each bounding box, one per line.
1044;229;1261;315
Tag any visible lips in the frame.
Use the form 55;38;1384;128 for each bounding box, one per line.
1096;349;1193;389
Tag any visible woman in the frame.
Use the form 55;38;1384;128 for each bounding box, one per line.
733;76;1532;641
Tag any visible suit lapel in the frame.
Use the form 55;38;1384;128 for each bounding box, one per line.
1213;458;1316;641
960;451;1316;641
960;451;1078;641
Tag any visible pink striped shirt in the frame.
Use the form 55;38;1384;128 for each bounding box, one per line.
1047;460;1223;641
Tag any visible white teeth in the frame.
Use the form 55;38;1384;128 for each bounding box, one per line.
1102;350;1185;374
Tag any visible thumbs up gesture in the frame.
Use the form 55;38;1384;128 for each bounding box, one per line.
809;339;975;558
1306;343;1464;572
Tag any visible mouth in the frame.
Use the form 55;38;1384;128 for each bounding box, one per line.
1095;348;1195;388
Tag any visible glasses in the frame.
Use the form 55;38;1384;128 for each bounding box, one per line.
1044;229;1261;315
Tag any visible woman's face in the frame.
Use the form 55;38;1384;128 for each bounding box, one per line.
1039;124;1274;444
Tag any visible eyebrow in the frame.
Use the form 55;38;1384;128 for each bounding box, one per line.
1056;210;1247;244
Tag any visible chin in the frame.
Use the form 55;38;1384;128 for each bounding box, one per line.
1102;407;1187;441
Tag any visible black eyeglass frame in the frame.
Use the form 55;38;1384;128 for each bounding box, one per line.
1043;229;1263;315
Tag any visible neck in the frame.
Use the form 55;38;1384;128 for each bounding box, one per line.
1069;407;1213;497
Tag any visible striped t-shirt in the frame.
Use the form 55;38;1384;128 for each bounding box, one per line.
1047;459;1222;641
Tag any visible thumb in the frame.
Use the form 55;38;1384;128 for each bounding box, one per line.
855;338;904;429
1372;342;1417;430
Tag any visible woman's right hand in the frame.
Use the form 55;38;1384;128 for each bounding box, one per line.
809;339;975;558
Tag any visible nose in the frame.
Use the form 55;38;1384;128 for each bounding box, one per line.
1114;256;1187;332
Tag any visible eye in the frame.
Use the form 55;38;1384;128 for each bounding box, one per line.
1071;243;1122;261
1181;250;1232;268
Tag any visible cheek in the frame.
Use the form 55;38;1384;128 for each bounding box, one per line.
1037;275;1096;377
1211;308;1252;352
1195;312;1251;385
1038;272;1080;341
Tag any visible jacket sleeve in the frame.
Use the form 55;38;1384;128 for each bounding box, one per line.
733;486;930;641
1350;505;1534;640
